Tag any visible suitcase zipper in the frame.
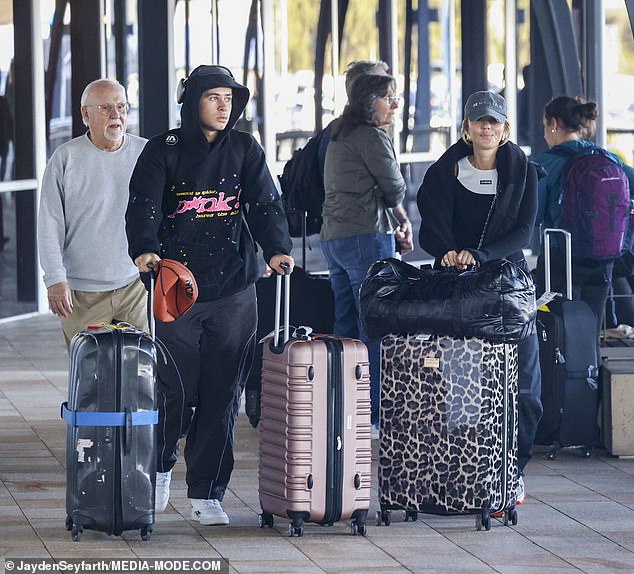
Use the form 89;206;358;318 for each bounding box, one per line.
537;313;565;439
499;344;512;513
323;337;343;524
113;330;123;535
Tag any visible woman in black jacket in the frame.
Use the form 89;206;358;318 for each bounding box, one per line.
417;90;542;504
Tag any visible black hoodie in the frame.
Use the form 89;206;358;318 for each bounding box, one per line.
126;66;292;302
417;138;538;266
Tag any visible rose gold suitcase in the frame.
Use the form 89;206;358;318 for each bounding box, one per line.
258;269;371;536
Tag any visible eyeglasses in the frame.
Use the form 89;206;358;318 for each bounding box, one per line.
84;103;130;116
383;94;401;106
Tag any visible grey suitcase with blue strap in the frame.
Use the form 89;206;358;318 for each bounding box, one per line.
62;323;158;541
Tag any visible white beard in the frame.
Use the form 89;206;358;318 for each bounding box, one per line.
104;125;124;142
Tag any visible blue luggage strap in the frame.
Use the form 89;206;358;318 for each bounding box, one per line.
61;402;158;427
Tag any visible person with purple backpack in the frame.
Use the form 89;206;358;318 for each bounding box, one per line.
533;95;634;339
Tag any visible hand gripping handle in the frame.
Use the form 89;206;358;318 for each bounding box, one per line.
273;263;291;348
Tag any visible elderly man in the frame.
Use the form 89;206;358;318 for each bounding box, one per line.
38;79;148;346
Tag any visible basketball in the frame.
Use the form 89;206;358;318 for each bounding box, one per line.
154;259;198;322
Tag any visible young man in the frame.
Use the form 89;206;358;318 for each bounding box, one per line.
38;79;148;346
126;65;294;525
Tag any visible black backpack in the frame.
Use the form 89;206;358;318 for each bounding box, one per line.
278;129;328;237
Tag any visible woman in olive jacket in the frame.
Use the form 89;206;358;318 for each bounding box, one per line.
320;73;412;431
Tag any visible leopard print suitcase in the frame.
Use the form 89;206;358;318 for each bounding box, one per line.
378;333;519;530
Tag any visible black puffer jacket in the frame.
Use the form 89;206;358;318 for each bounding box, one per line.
417;138;538;266
126;66;291;301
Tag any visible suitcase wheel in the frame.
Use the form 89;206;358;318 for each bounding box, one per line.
475;512;491;531
288;522;304;537
376;509;391;526
65;515;73;531
258;512;274;528
350;520;367;536
504;508;518;526
245;390;261;428
141;526;152;541
404;510;418;522
71;524;83;542
546;448;558;460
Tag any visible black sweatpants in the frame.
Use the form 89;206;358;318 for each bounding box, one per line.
515;259;543;474
155;285;257;500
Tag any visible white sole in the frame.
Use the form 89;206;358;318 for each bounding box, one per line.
190;511;229;525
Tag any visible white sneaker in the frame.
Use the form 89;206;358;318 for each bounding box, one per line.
190;498;229;525
516;476;526;505
155;471;172;512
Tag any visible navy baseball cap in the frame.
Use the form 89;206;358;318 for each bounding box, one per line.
464;91;507;123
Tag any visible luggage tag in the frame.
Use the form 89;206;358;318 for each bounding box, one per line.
536;291;559;311
86;322;138;331
259;329;285;344
258;325;312;344
294;326;313;340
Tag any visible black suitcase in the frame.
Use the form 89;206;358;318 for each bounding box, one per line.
245;265;335;427
378;333;520;531
62;319;158;541
534;228;600;458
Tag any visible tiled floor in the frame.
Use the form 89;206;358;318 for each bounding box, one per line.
2;315;634;573
0;192;38;319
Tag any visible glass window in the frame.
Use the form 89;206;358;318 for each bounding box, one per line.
0;4;38;318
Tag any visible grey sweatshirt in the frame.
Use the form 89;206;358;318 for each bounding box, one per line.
38;133;147;291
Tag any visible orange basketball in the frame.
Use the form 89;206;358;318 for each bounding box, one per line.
154;259;199;322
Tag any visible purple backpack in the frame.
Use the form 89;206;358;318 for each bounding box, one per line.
556;147;632;261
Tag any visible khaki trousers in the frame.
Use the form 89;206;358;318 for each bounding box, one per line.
61;278;149;347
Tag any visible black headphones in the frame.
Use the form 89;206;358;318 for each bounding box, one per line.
176;65;236;104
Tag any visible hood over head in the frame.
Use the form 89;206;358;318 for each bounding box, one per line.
178;65;250;142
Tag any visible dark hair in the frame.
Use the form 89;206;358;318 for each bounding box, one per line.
332;74;396;140
344;60;389;97
544;95;598;136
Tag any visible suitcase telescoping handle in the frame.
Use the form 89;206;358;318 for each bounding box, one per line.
141;270;155;340
543;228;572;300
273;263;292;348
